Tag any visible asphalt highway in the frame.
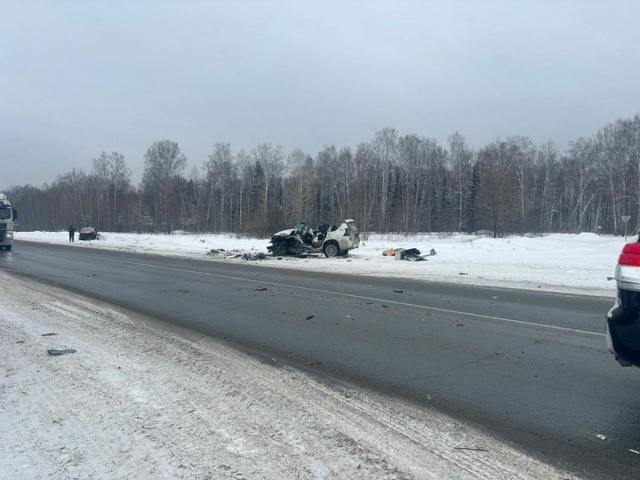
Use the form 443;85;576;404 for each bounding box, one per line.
2;241;638;479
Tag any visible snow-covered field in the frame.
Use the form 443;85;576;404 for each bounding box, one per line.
0;272;576;479
16;231;627;296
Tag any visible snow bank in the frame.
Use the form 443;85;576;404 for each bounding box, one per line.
15;231;626;295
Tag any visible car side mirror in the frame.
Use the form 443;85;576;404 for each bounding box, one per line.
12;209;17;221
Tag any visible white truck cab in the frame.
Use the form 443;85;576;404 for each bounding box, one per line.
0;193;18;251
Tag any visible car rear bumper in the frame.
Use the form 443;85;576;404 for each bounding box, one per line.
606;291;640;367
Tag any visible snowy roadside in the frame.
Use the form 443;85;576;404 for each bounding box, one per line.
15;231;624;296
0;272;576;480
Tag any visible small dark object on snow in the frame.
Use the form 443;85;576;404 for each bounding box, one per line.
47;348;77;356
242;252;267;261
459;272;468;275
306;315;315;320
41;332;58;336
255;287;268;292
453;446;488;452
176;289;190;294
78;226;98;241
393;290;404;293
456;323;465;327
381;304;389;308
16;339;25;344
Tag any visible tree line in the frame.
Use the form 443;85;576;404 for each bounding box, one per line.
7;114;640;237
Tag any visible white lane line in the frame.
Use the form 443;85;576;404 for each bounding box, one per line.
110;257;605;338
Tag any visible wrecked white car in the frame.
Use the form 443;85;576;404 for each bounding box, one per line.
267;220;359;257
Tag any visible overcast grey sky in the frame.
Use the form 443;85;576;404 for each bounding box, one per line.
2;1;639;188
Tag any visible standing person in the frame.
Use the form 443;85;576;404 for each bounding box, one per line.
68;224;76;243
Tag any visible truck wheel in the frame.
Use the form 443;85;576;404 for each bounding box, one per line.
5;245;11;251
323;241;340;258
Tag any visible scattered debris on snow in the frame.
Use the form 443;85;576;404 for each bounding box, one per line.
383;247;436;261
208;247;268;261
242;251;267;261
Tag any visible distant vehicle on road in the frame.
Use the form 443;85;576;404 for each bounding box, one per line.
78;226;98;241
0;193;17;251
606;240;640;367
267;219;359;257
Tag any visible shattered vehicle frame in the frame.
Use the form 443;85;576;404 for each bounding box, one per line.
267;219;359;258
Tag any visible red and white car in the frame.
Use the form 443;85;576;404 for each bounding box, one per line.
606;242;640;367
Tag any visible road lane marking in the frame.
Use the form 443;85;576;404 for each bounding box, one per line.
107;257;605;338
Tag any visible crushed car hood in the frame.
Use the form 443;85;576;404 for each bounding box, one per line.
273;229;295;237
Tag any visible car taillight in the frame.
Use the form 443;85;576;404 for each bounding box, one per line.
618;243;640;266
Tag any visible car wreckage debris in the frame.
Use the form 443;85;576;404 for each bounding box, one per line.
382;247;436;261
47;348;77;356
242;252;267;261
207;248;267;261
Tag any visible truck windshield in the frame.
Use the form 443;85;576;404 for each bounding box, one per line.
0;207;11;220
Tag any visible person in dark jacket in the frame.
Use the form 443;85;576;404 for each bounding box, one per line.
68;225;76;242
